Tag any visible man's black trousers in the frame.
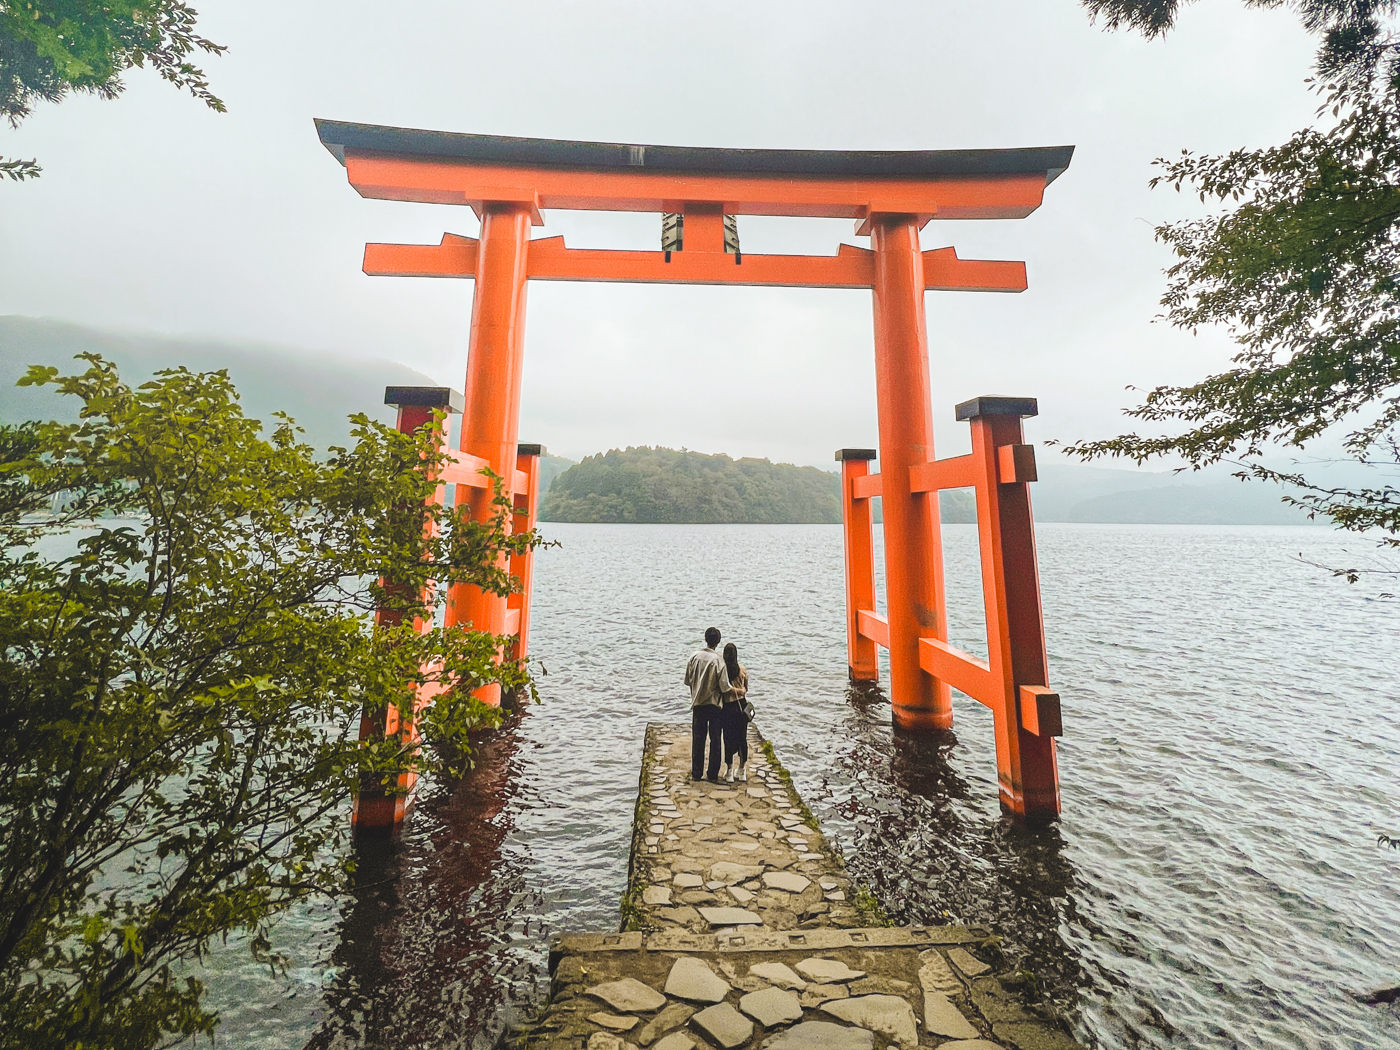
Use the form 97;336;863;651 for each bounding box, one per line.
691;704;724;780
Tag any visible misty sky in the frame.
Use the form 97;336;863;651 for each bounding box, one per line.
0;1;1321;466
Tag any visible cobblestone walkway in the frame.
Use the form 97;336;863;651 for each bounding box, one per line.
524;723;1080;1050
627;723;869;933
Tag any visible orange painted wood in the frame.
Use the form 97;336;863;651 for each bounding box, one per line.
968;412;1059;821
922;247;1026;292
917;637;997;705
908;454;976;494
871;217;952;731
528;238;875;288
506;446;541;660
840;458;879;681
356;400;439;837
851;471;883;500
997;443;1038;484
856;609;890;649
503;607;521;637
1019;685;1062;737
362;235;1031;294
364;233;478;277
344;153;1049;220
446;204;532;708
438;448;492;488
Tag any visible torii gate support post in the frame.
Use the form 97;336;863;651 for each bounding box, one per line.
870;216;952;730
962;398;1060;819
507;443;544;663
448;203;533;706
837;449;879;681
354;387;460;836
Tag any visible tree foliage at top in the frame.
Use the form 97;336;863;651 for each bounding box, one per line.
1;0;224;179
0;357;540;1049
1071;0;1400;572
1085;1;1400;97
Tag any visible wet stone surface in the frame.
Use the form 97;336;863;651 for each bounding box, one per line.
526;724;1081;1050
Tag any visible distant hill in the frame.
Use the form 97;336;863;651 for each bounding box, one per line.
0;317;579;514
541;447;843;524
1031;461;1316;525
540;448;974;525
1;317;1323;526
0;316;435;451
538;446;1319;526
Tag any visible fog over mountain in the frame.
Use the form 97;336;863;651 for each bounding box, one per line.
0;317;1326;525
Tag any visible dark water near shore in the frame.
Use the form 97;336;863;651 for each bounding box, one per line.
204;523;1400;1050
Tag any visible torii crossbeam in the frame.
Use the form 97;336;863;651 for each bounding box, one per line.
318;119;1073;829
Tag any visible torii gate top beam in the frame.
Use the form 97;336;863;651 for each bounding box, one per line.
315;120;1074;226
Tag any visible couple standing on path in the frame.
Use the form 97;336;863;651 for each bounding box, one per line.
684;627;752;784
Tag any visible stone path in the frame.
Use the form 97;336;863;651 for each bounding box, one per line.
524;723;1080;1050
626;723;869;934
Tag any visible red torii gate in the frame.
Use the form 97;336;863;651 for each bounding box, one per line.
318;120;1071;827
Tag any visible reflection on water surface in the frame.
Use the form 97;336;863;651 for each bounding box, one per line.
198;523;1400;1050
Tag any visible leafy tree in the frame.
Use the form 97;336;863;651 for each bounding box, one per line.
1070;1;1400;581
1083;2;1400;97
0;356;539;1049
1;1;225;179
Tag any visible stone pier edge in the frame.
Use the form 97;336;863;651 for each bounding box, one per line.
515;722;1087;1050
752;736;891;930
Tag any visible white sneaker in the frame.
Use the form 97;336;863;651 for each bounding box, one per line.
725;766;736;784
737;764;747;782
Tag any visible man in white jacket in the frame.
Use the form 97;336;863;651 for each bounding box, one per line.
685;627;732;782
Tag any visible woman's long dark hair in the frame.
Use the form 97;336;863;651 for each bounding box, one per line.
723;642;741;682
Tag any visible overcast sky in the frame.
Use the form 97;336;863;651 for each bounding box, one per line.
0;0;1321;466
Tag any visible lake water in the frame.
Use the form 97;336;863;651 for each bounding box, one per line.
198;522;1400;1050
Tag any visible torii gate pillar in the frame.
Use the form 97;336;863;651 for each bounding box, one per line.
447;203;532;705
871;216;953;730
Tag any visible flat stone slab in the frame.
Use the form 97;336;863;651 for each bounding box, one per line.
739;986;804;1027
664;956;730;1003
795;958;865;983
643;886;673;905
948;947;990;977
762;871;811;893
799;984;848;1007
938;1043;1006;1050
820;995;918;1047
709;862;763;884
587;977;667;1013
923;992;980;1039
651;1033;697;1050
699;907;762;928
691;1002;754;1048
749;961;806;990
588;1034;625;1050
762;1021;875;1050
672;873;704;889
918;949;960;993
589;1012;640;1031
636;1003;696;1046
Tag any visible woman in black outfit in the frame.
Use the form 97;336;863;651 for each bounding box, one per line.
720;642;749;783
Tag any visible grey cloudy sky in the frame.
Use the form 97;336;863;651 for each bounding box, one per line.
0;0;1319;466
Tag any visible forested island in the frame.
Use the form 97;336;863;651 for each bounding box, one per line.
540;447;841;523
538;446;977;524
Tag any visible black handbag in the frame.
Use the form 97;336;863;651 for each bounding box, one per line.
740;698;756;722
